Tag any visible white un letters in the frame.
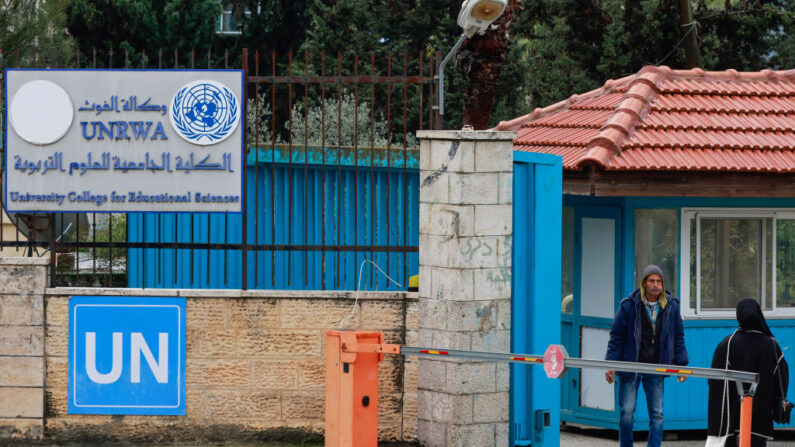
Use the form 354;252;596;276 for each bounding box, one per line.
85;332;169;384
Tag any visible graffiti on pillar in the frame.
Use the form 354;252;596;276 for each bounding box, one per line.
421;140;459;188
487;235;512;286
459;237;493;262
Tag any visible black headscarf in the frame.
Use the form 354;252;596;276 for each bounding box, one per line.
736;297;773;337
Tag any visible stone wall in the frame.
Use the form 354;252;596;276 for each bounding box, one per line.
0;258;48;439
2;281;417;443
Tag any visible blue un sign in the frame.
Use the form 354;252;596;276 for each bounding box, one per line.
68;296;186;415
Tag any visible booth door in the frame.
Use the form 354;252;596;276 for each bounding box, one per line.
563;206;621;421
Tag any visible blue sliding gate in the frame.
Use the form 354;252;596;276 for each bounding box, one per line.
128;148;419;290
511;151;562;446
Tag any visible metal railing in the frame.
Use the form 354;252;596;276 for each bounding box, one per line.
1;47;443;290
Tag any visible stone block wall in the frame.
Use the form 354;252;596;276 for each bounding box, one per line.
0;258;48;439
2;284;418;444
416;130;516;447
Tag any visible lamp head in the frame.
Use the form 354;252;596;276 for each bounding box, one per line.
457;0;507;37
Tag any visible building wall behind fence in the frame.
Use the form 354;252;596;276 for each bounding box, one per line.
5;282;419;442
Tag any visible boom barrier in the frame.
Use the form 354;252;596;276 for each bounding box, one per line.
325;330;758;447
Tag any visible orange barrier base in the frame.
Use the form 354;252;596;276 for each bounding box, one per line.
738;395;753;447
325;330;386;447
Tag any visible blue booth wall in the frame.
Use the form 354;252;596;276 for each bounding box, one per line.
128;146;419;290
561;195;795;431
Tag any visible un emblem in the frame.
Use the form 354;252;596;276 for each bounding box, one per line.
169;80;240;145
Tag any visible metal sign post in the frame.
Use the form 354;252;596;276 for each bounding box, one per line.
325;333;759;447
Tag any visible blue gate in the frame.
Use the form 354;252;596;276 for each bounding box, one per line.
511;151;562;446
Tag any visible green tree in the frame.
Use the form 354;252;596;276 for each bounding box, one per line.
162;0;224;59
490;0;793;128
247;92;417;148
497;8;602;114
0;0;75;66
301;0;457;63
295;1;458;140
65;0;221;67
54;0;795;128
221;0;312;58
695;0;794;70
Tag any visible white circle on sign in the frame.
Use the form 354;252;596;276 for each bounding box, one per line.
9;80;74;145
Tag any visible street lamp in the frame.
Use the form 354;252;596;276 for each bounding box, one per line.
437;0;508;120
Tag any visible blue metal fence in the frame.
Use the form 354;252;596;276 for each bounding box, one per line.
128;146;419;290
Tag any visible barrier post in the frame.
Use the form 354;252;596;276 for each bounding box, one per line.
325;330;390;447
739;394;753;447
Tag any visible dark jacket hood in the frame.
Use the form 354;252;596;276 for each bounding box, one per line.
736;297;773;337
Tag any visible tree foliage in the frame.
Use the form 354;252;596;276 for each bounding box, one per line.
695;0;793;70
12;0;793;126
0;0;75;66
65;0;222;67
301;0;457;63
219;0;312;59
490;0;793;126
247;92;417;148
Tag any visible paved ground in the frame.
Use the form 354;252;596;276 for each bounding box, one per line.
27;428;795;446
560;425;795;446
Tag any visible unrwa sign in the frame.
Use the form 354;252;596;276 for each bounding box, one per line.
68;296;186;415
4;70;243;213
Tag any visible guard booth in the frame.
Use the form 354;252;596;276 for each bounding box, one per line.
511;151;563;446
499;65;795;431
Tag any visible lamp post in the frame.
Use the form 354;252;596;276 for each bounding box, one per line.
436;0;507;123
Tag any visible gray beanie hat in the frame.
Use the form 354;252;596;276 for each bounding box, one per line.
641;264;664;281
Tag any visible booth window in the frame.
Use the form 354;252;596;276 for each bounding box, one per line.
681;209;795;316
561;207;574;314
634;209;679;298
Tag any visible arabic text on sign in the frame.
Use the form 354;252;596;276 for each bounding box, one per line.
78;95;167;115
13;152;234;176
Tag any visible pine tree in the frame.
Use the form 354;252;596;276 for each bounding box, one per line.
65;0;221;67
695;0;794;70
0;0;75;66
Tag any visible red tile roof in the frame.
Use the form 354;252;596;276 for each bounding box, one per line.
496;66;795;173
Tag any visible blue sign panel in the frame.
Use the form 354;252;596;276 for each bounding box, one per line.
68;296;186;415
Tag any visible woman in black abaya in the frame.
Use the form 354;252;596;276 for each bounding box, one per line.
707;298;789;447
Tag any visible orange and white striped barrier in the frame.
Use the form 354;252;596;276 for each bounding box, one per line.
325;331;759;447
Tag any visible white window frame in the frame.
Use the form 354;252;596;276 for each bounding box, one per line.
680;207;795;319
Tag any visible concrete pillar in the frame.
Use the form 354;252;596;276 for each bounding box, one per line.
416;130;516;447
0;258;48;440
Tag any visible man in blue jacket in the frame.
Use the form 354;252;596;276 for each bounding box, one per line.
605;264;688;447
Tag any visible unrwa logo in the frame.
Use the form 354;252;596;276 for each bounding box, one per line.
169;80;240;145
